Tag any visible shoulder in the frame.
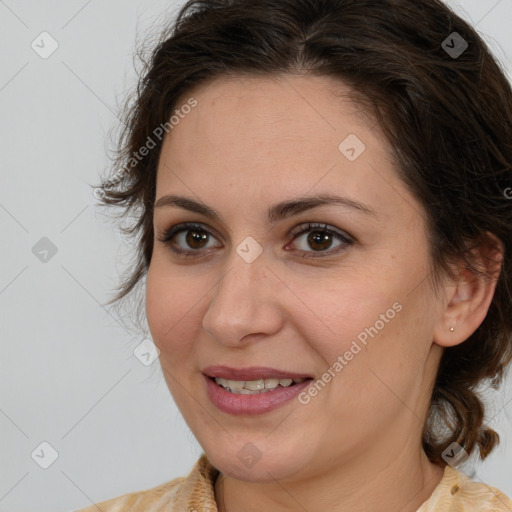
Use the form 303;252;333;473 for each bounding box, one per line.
418;465;512;512
73;476;186;512
72;453;219;512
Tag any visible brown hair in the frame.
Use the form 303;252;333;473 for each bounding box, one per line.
93;0;512;466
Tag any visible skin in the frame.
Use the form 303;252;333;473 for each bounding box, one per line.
145;74;500;512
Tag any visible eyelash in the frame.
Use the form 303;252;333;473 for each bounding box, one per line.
157;222;354;259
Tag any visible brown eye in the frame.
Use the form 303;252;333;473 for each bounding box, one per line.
288;223;354;257
158;221;354;259
158;223;222;257
306;230;335;251
184;229;210;249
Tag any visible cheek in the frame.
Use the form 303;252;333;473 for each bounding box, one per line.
288;270;402;364
145;261;203;361
293;263;435;403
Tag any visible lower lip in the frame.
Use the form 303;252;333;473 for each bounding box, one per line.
204;375;312;415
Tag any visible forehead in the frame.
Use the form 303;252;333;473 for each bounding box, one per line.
154;74;413;224
165;73;383;153
159;74;391;167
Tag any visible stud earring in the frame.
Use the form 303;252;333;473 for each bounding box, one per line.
449;326;455;332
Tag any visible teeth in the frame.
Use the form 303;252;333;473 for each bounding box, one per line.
264;378;280;389
214;376;306;394
244;379;265;391
215;378;245;390
238;388;270;394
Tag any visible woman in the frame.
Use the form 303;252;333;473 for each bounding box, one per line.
79;0;512;510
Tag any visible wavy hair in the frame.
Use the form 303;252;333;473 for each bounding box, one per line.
93;0;512;465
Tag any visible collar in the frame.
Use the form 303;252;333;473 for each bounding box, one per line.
173;454;512;512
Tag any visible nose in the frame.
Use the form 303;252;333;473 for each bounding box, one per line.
201;250;284;347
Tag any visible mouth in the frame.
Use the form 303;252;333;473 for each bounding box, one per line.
203;368;315;415
207;375;312;394
202;365;314;396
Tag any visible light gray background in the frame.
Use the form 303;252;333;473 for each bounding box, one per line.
1;1;511;511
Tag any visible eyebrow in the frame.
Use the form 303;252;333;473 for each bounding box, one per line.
154;193;377;223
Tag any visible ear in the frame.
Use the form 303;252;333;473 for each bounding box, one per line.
433;232;504;348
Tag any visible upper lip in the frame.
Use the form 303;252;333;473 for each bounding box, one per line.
203;365;313;381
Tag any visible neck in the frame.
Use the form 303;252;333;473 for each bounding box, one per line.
214;441;444;512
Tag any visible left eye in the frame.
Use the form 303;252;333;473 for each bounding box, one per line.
157;222;354;258
289;223;354;256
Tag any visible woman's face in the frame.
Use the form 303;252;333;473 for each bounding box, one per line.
146;74;445;482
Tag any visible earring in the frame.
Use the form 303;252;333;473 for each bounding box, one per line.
449;326;455;332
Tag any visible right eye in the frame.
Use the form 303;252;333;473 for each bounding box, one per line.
157;222;222;257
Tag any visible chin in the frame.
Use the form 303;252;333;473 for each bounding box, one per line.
202;437;312;482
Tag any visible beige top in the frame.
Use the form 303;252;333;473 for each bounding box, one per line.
74;453;512;512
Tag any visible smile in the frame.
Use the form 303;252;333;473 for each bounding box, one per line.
204;374;313;415
213;377;308;394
